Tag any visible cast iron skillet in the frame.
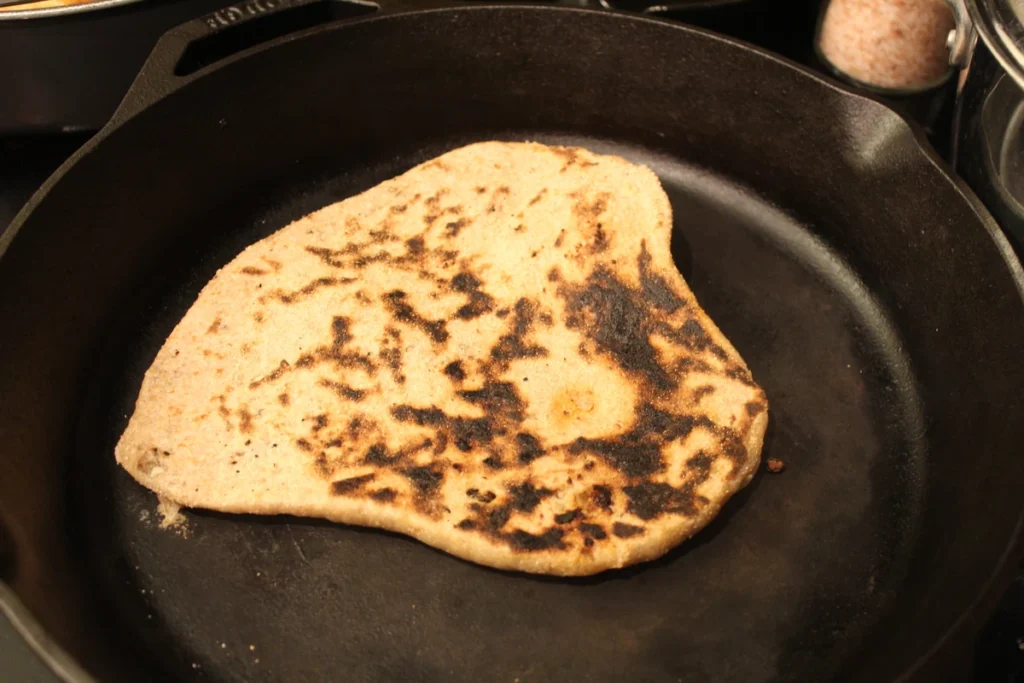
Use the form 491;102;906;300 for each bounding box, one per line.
1;1;1023;681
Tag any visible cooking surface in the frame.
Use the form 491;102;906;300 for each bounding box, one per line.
0;3;1022;682
1;117;1021;683
59;130;923;682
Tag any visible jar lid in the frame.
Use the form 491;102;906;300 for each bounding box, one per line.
970;0;1024;87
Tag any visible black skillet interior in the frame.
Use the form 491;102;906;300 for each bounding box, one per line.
1;5;1023;683
70;133;927;683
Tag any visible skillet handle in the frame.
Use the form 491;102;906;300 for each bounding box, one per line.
109;0;438;125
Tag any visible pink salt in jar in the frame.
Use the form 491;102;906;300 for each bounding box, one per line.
817;0;955;92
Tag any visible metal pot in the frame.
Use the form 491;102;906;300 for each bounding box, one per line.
949;0;1024;253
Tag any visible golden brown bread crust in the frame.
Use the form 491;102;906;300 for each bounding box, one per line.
115;141;768;576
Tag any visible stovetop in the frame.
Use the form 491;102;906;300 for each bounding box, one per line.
0;2;1021;682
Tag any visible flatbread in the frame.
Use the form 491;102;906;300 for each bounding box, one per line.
115;141;768;576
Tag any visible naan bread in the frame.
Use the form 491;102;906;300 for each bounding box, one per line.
116;142;768;576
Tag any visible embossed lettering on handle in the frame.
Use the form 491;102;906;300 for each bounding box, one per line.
110;0;379;124
202;0;296;32
175;0;378;76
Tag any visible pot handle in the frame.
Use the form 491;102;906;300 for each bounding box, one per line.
944;0;976;68
109;0;436;125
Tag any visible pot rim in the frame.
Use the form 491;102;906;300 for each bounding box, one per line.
0;0;146;22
